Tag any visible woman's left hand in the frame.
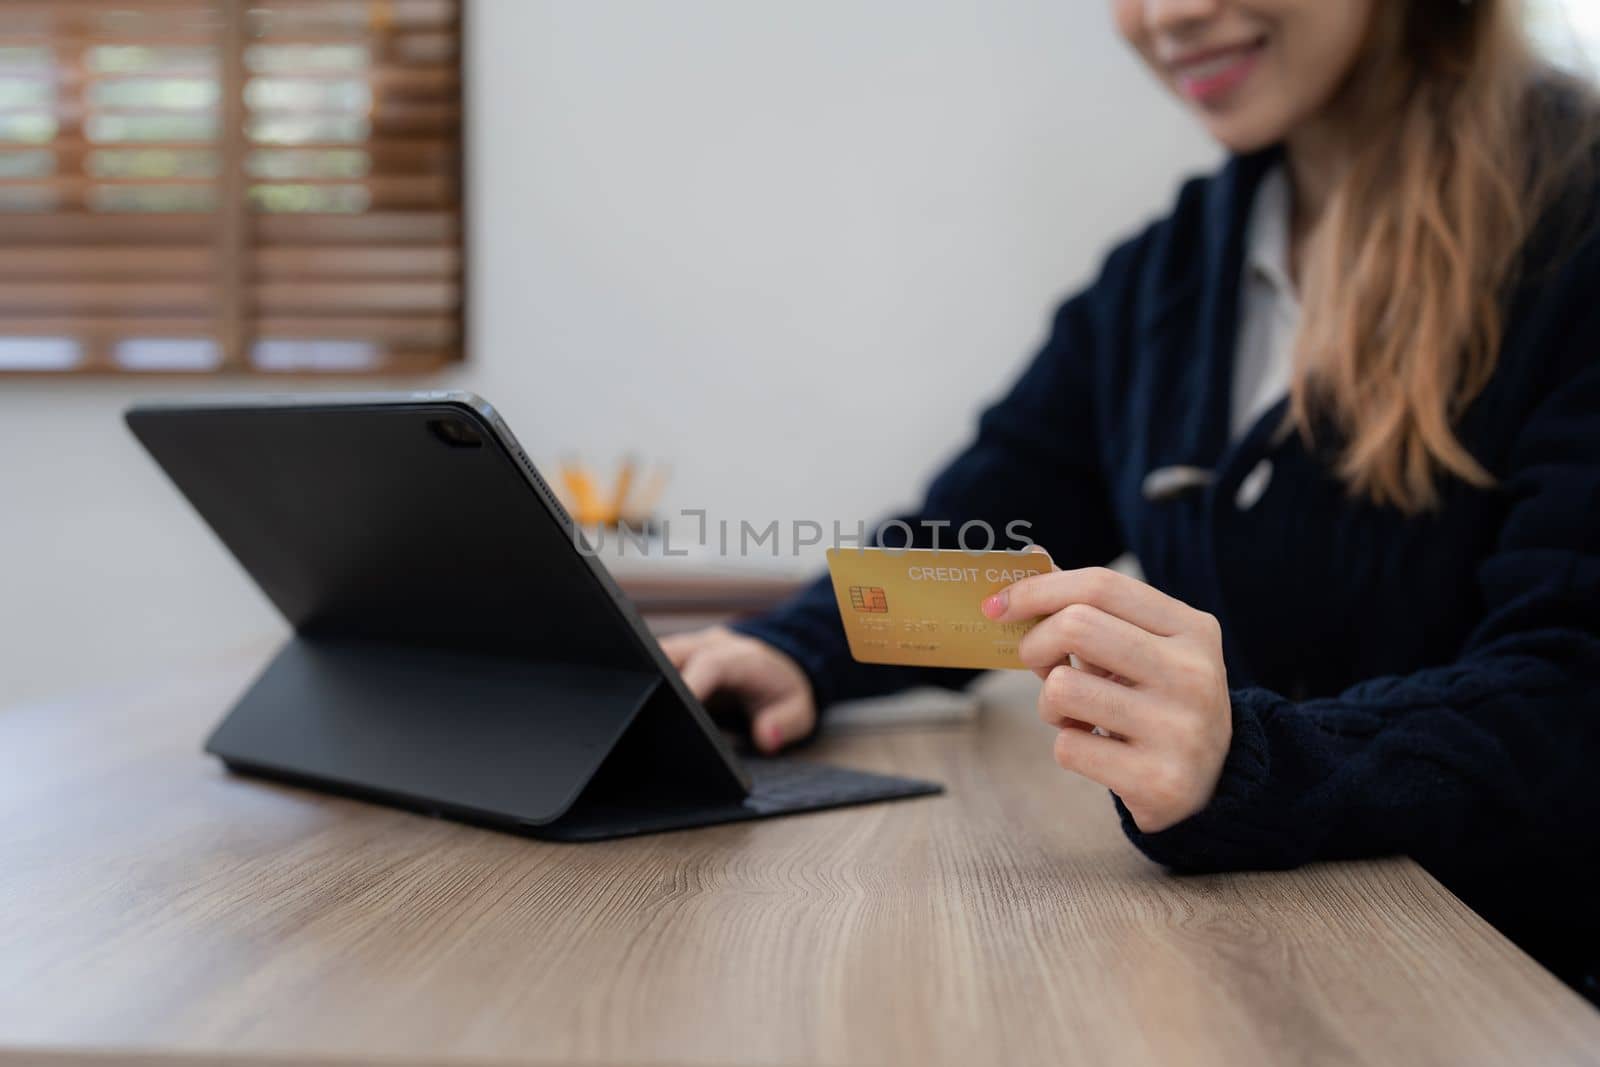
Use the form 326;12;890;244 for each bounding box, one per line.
981;567;1233;834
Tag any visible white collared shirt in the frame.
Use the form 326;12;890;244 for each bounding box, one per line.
1230;164;1300;441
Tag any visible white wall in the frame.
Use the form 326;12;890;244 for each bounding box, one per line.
0;0;1214;709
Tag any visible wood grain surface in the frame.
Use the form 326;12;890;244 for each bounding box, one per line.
2;651;1597;1067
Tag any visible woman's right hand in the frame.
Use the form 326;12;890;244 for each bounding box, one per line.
659;627;817;754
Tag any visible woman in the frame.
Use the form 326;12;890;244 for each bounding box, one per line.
663;0;1600;1000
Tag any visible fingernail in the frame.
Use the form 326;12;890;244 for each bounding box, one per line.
763;722;783;750
981;591;1007;619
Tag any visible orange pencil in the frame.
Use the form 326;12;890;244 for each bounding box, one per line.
609;456;637;527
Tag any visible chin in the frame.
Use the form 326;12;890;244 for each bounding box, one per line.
1195;111;1289;155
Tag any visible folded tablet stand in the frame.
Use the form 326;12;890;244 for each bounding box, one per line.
211;636;754;840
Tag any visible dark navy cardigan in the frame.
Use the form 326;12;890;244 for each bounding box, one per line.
734;149;1600;997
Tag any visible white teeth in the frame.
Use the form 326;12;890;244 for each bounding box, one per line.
1175;42;1262;83
1182;54;1245;81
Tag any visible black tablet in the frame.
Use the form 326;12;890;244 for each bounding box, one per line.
126;392;939;840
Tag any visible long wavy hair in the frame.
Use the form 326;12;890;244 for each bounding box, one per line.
1290;0;1596;512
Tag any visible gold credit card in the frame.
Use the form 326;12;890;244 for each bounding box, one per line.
825;547;1052;670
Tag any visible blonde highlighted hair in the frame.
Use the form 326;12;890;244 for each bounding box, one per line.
1291;0;1597;512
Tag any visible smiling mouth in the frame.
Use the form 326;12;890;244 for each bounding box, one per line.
1168;38;1268;105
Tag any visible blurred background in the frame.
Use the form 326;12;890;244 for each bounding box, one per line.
0;0;1594;710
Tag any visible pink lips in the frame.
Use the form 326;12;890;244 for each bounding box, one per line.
1170;42;1264;105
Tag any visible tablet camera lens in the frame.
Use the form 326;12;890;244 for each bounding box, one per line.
428;418;483;448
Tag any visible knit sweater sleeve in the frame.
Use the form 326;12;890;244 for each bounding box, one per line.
1120;354;1600;873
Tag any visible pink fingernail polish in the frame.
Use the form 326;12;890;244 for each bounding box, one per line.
982;592;1007;618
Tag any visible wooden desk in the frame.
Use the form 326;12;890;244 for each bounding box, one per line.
3;654;1597;1067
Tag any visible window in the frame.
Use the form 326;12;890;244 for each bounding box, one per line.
0;0;463;374
1530;0;1600;74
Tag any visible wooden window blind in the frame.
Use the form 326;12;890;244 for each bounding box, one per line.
0;0;464;374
